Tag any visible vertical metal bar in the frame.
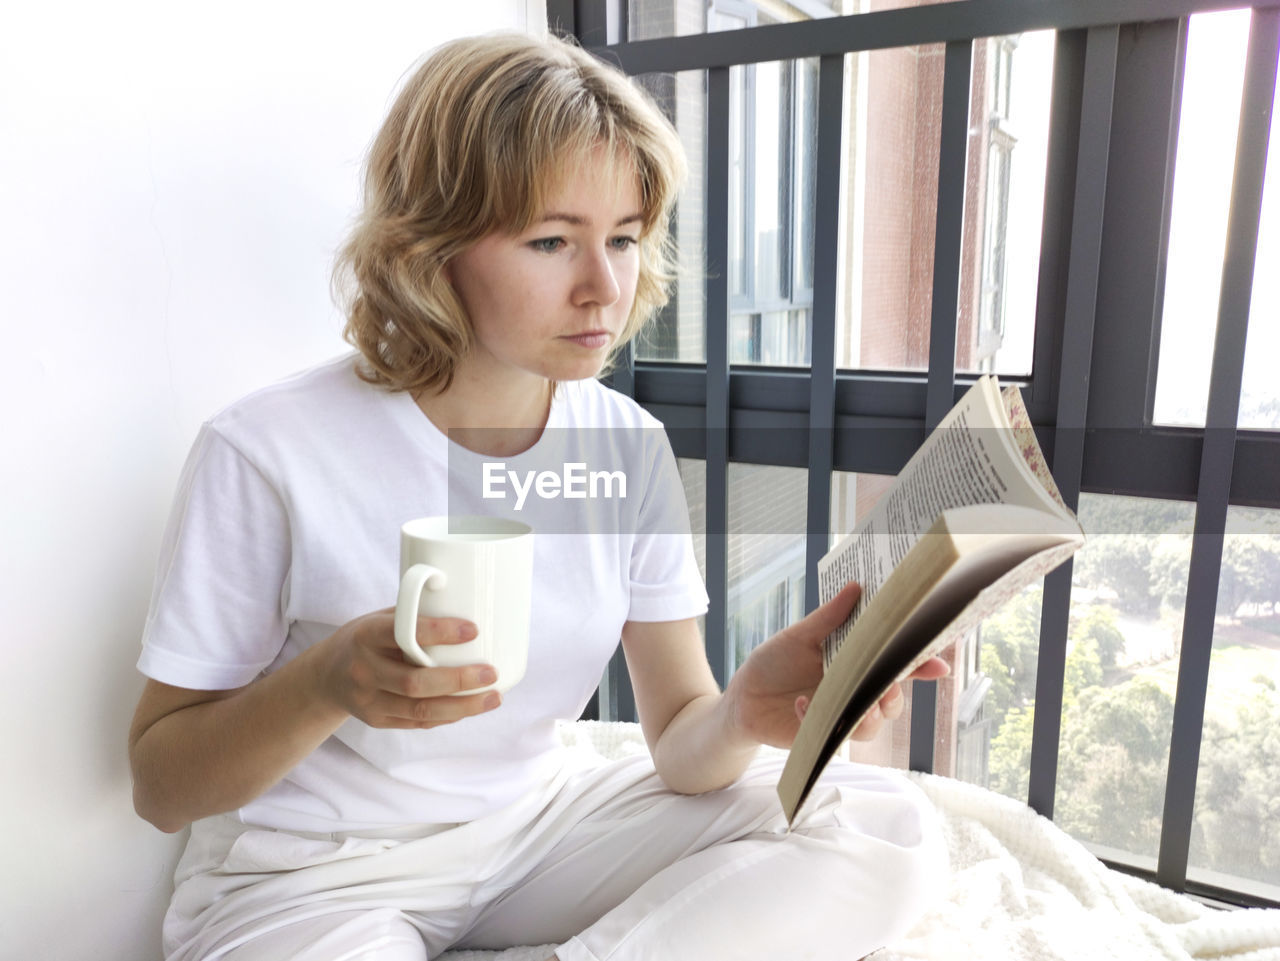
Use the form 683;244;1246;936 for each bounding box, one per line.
585;0;626;720
1086;20;1188;431
611;340;636;400
600;336;638;721
910;38;971;775
1158;7;1279;892
706;66;733;688
575;0;610;47
1028;24;1119;819
923;39;970;429
1026;29;1086;425
805;54;847;615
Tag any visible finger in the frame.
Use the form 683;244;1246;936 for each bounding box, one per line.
907;656;951;681
383;660;498;699
413;616;479;648
381;689;502;727
784;580;862;642
362;611;479;654
848;703;883;742
879;684;905;721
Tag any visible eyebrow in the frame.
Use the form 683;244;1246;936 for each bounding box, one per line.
535;212;644;228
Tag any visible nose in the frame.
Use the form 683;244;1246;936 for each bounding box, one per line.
572;246;621;307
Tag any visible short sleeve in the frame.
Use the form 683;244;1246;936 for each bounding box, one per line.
137;425;292;689
627;429;709;622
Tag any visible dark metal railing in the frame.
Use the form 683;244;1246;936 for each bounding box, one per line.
557;0;1280;908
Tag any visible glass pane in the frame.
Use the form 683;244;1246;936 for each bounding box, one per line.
951;492;1196;835
675;457;707;583
965;581;1042;800
731;308;812;365
956;31;1055;377
634;70;708;363
1240;66;1280;430
729;65;748;301
628;0;979;42
727;464;808;670
795;57;820;295
1187;506;1280;900
629;0;704;40
1053;494;1195;863
727;58;817;367
753;59;787;304
837;43;946;370
629;0;839;42
1154;10;1251;427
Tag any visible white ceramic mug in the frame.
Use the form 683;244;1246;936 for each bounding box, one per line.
393;515;534;694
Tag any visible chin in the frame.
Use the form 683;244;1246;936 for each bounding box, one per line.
543;357;611;383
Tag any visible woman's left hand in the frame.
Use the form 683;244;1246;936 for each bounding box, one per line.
723;581;950;749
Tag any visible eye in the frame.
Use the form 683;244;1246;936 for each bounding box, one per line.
609;235;639;252
529;237;565;254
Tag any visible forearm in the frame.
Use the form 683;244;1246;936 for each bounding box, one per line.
129;647;348;833
650;692;760;795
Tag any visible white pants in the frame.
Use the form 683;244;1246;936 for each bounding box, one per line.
163;753;947;961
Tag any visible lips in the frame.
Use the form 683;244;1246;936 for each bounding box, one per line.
562;331;611;349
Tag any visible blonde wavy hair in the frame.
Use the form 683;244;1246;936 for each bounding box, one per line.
334;32;687;394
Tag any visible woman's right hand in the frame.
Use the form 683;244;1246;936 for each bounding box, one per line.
130;610;504;832
312;610;503;729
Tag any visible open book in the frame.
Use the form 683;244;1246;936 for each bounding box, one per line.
778;376;1085;823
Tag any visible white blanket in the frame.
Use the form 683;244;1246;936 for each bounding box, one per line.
440;722;1280;961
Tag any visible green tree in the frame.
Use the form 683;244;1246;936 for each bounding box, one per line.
1064;636;1103;699
988;705;1034;802
1075;534;1161;615
1192;683;1280;886
1074;607;1125;670
1218;535;1280;616
980;585;1042;727
1054;678;1174;854
1151;534;1192;611
1074;495;1196;616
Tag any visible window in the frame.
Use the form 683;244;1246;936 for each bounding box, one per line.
634;17;1053;375
974;38;1017;372
728;56;818;365
727;464;808;667
1187;506;1280;900
1051;495;1193;864
591;0;1280;909
961;31;1053;376
629;0;837;41
1153;9;1280;430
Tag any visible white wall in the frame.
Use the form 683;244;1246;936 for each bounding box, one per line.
0;2;544;957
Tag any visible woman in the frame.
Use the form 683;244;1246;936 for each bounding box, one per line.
129;31;948;961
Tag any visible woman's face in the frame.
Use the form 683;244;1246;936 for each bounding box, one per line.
445;148;644;388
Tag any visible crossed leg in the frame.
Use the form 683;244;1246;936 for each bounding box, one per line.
458;754;946;961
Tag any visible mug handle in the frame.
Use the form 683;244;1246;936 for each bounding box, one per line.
394;563;448;668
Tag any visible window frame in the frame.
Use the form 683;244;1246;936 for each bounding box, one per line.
561;0;1280;909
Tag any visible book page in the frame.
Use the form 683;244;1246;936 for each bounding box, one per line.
819;377;1073;667
1003;385;1070;512
782;525;1083;822
883;535;1083;686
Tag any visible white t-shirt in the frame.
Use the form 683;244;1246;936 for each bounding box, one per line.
138;354;708;832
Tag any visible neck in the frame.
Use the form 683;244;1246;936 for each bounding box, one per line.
414;368;554;458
